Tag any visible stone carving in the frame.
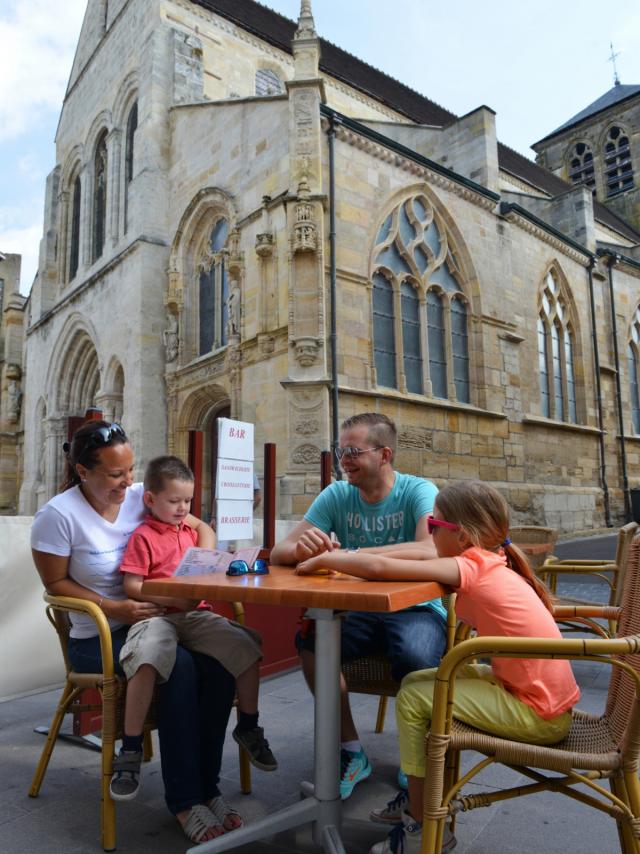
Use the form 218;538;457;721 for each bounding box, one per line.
295;418;319;436
163;311;179;362
226;279;241;339
292;443;321;465
293;336;320;367
293;174;317;253
259;334;275;355
255;232;274;257
6;379;22;422
398;426;433;450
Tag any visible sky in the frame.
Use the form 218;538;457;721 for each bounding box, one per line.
1;0;640;295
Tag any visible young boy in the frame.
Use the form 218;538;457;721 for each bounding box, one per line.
111;455;277;803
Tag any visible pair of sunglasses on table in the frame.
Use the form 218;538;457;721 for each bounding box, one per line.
226;558;270;577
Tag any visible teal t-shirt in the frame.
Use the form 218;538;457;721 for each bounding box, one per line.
304;472;445;619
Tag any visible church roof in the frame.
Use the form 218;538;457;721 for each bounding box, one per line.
193;1;640;244
534;83;640;145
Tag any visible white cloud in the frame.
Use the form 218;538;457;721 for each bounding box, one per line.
0;0;86;142
0;224;41;295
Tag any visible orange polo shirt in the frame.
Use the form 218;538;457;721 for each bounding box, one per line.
453;546;580;720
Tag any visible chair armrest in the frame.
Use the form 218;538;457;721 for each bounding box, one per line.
547;559;615;566
540;562;617;574
43;592;116;678
553;604;621;620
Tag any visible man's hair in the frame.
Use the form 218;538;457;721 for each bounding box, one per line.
341;412;397;460
144;455;194;494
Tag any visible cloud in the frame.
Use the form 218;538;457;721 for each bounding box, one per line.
0;0;86;142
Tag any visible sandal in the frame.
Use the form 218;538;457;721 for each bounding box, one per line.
208;794;243;831
179;804;224;844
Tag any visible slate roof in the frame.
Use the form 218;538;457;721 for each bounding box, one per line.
193;0;640;243
534;83;640;145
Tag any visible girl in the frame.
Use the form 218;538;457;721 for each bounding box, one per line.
297;480;580;854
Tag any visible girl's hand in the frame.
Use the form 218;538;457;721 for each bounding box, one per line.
102;598;165;624
296;554;340;576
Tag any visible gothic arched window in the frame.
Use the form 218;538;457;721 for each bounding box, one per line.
604;125;634;197
537;271;578;423
255;69;283;96
628;307;640;434
198;218;229;355
68;174;81;281
371;193;470;402
93;131;108;261
124;101;138;233
568;141;595;191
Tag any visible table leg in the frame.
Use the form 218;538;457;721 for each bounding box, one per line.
187;608;346;854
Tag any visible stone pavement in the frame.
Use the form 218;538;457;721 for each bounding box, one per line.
0;534;623;854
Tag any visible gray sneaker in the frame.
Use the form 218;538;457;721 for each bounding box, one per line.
232;725;278;771
109;749;142;801
370;789;410;824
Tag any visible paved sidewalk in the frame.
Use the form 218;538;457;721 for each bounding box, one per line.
0;537;624;853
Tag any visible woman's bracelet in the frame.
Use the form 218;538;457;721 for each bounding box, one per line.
97;597;104;611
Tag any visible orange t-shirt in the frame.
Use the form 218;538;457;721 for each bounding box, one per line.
453;546;580;720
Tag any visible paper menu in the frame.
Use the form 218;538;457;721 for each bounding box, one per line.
173;546;262;577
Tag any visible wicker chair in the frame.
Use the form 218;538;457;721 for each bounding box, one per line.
419;539;640;854
342;595;459;733
509;525;558;570
28;594;251;852
539;522;638;635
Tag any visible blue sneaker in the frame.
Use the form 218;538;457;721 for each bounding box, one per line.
339;747;372;799
397;768;408;790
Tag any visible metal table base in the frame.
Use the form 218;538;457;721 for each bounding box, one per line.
188;608;346;854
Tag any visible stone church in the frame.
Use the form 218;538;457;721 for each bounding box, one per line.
16;0;640;531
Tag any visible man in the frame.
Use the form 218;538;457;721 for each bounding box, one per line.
270;412;447;798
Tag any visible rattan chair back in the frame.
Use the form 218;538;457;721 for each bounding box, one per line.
509;525;558;569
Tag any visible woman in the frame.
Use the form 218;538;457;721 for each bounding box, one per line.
31;420;241;844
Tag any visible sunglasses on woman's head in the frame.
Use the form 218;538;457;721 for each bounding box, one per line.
427;515;460;535
67;423;128;461
226;558;270;577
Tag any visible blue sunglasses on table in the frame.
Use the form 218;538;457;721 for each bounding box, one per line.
226;558;270;577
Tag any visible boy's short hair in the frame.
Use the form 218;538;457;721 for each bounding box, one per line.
144;455;194;494
341;412;397;460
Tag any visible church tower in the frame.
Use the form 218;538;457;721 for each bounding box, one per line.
532;81;640;231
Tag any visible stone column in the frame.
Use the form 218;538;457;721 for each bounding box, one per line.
107;129;122;247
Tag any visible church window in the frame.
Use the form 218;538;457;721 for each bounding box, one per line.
255;69;283;96
371;193;470;402
568;141;595;191
92;131;108;261
604;125;634;197
69;175;81;281
124;101;138;234
198;218;229;355
537;271;578;423
628;307;640;433
372;272;396;389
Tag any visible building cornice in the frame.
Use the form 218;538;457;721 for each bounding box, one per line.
499;202;594;266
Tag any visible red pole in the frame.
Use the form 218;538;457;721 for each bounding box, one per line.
263;443;276;550
320;450;332;491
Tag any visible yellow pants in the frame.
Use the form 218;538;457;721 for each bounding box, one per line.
396;664;573;778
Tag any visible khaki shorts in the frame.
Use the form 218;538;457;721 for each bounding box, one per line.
119;610;263;682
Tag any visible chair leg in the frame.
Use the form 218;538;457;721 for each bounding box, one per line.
142;729;153;762
235;704;252;794
610;774;640;854
375;696;388;734
29;681;78;797
101;732;117;852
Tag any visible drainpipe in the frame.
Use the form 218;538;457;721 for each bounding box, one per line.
603;251;632;521
327;113;342;480
586;258;612;526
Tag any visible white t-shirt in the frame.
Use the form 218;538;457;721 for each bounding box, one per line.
31;483;146;638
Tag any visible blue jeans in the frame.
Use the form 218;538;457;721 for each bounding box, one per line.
68;626;236;815
296;607;447;682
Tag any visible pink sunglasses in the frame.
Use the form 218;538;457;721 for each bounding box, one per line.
427;515;460;535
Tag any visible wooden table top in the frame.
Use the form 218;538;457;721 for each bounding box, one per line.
142;565;445;613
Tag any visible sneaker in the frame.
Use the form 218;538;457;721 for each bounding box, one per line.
397;767;408;790
109;749;143;801
340;747;372;800
370;789;409;824
369;818;456;854
232;725;278;771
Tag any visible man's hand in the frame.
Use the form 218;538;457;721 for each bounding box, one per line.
294;527;340;562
